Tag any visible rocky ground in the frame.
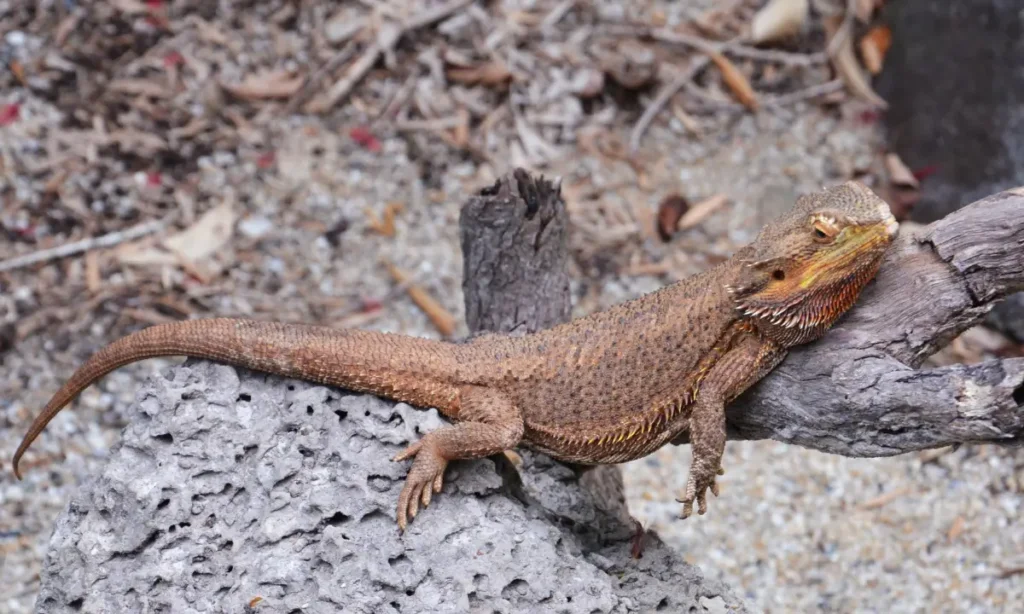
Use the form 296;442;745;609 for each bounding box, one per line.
1;1;1021;612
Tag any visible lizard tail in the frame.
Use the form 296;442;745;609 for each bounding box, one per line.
12;318;462;479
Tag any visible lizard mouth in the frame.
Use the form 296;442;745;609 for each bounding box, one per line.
879;202;900;239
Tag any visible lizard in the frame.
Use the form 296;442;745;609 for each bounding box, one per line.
11;180;899;531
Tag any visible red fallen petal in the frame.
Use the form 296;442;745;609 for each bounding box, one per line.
858;109;882;125
147;172;162;187
163;51;184;68
256;151;276;169
146;0;163;8
0;104;20;126
350;126;382;152
911;164;939;181
360;298;383;313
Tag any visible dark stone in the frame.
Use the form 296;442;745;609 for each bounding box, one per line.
876;0;1024;339
876;0;1024;224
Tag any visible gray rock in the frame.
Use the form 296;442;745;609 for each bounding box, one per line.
36;360;750;614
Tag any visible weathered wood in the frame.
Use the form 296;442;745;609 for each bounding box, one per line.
459;168;571;335
721;186;1024;456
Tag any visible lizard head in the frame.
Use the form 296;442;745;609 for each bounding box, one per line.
726;181;899;347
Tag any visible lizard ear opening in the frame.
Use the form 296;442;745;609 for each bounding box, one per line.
771;269;786;281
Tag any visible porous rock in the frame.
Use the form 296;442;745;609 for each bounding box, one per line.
36;360;749;614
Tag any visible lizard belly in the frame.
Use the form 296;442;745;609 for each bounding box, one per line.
521;393;695;465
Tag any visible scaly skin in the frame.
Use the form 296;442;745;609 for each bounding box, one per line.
11;181;899;531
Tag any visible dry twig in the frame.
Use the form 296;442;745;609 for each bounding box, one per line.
306;0;474;113
0;218;170;273
629;57;711;152
383;260;457;337
601;25;827;66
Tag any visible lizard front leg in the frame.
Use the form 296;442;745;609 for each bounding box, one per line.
679;335;786;519
392;385;523;531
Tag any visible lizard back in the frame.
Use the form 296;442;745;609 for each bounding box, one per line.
452;259;745;459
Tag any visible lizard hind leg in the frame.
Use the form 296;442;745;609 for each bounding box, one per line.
391;385;523;531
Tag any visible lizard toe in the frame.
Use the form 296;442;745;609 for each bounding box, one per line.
392;440;423;463
394;440;449;531
408;483;423;519
677;465;719;519
421;482;433;508
396;489;411;531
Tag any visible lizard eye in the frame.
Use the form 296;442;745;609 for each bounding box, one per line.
811;219;837;242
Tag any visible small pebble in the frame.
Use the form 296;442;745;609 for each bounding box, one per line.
239;216;274;238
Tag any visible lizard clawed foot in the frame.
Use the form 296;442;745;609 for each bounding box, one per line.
393;439;448;531
676;463;722;519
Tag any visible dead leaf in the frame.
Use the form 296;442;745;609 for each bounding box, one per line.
825;16;887;109
678;193;729;231
164;202;237;262
123;308;176;326
750;0;809;45
656;194;690;242
450;107;470;149
221;70;304;101
117;202;236;268
107;0;149;14
855;0;880;22
55;14;80;46
10;60;26;85
109;78;173;98
108;130;167;155
570;68;605;98
630;518;647;559
708;52;758;110
598;39;658;90
446;59;513;87
884;185;920;222
334;309;383;329
502;450;523;467
860;486;912;510
42;169;68;195
249;596;263;608
859;25;892;75
364;202;404;237
947;516;966;541
885;153;919;189
671;101;702;137
85;251;101;293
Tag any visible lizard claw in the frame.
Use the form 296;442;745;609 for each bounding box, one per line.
393;438;448;532
676;463;722;519
392;440;423;463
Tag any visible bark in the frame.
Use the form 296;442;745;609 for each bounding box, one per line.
459;167;572;335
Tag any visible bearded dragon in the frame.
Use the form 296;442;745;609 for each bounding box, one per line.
12;181;899;531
